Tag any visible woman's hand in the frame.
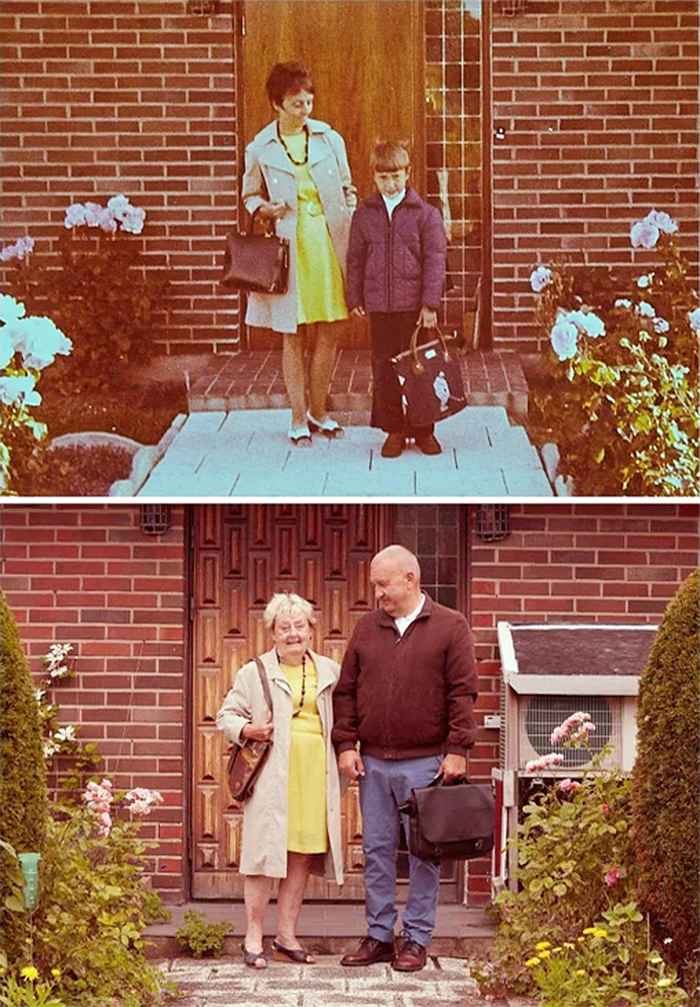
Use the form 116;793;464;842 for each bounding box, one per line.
418;306;438;329
241;715;274;742
351;306;366;318
256;200;287;221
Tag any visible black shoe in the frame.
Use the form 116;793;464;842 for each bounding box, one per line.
341;935;396;966
415;433;442;455
381;433;405;458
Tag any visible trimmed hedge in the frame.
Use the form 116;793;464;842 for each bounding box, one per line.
0;590;49;960
631;569;699;973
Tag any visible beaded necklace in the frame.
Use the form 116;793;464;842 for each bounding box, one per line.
277;651;307;717
277;123;309;166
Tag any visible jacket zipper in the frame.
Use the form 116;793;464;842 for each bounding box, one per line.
386;209;393;311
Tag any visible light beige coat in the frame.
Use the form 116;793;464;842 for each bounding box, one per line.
215;647;343;885
241;118;355;334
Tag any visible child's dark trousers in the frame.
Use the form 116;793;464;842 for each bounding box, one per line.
369;311;435;438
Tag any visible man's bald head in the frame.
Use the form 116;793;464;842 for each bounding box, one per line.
370;545;422;617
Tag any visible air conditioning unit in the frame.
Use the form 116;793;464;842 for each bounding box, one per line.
491;622;657;893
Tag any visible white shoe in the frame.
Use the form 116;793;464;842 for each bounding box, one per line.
306;411;345;438
288;424;312;447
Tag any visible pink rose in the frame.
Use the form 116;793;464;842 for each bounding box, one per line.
559;778;581;793
605;868;620;887
630;219;659;250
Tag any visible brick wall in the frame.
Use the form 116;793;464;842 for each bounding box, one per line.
491;0;700;351
0;0;240;354
0;504;188;902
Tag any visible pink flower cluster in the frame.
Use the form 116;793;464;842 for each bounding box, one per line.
550;711;596;746
63;194;146;235
124;787;164;817
0;235;35;263
558;778;581;793
82;778;114;837
630;209;678;250
605;867;620;888
525;752;564;774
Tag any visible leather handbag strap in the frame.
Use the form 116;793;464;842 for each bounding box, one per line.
253;656;273;714
408;323;451;364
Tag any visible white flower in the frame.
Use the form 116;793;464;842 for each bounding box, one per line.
107;193;132;217
571;309;605;338
615;298;632;309
653;317;670;334
35;687;46;703
44;739;57;758
550;318;578;361
530;265;553;293
64;202;87;228
54;725;77;743
120;206;146;235
645;209;678;235
0;293;26;323
636;301;655;318
689;307;700;333
11;316;72;370
637;274;653;289
0;374;41;406
631;219;659;250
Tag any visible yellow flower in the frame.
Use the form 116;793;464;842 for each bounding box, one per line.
552;947;563;954
538;949;551;958
575;969;586;976
21;966;39;981
535;941;551;951
524;957;541;968
564;942;575;949
658;978;673;988
650;955;663;964
582;927;597;935
592;929;608;938
51;968;61;978
577;936;585;942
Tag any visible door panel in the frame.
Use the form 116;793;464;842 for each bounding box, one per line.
191;504;391;898
241;1;425;347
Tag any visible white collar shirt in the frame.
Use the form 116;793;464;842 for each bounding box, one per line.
393;593;426;637
381;189;406;219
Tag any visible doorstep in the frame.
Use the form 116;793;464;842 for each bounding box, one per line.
187;349;529;425
145;901;496;959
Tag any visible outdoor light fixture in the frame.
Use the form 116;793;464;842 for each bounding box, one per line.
497;0;528;15
187;0;220;15
475;504;511;541
140;504;171;536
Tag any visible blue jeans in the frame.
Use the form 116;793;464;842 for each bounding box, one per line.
359;753;442;947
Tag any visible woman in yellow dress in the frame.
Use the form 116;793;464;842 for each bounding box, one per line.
216;593;343;968
242;62;356;445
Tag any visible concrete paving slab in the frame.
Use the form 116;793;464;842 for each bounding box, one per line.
137;407;553;498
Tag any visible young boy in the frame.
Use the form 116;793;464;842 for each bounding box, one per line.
346;141;447;457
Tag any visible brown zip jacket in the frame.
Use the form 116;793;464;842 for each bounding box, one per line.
332;594;478;759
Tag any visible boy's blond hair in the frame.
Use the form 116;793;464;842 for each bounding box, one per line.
370;141;411;173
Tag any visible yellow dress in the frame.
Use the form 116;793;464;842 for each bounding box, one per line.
280;656;328;854
283;132;348;326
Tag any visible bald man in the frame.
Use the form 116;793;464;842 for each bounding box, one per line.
332;545;477;972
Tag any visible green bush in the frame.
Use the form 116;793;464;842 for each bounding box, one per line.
632;569;700;982
0;591;48;964
175;909;233;958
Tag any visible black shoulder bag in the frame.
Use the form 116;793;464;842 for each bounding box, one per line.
397;773;494;864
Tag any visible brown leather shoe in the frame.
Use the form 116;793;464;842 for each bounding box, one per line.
392;938;427;972
341;936;396;966
415;433;442;455
381;433;406;458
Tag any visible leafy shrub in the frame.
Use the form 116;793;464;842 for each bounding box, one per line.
2;195;169;396
0;591;49;965
175;910;233;958
29;444;134;497
632;570;700;984
529;210;699;495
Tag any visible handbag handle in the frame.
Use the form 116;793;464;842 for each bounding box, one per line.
248;207;278;238
429;772;470;787
253;656;273;716
408;323;452;373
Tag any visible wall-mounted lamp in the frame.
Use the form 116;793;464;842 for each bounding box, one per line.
495;126;507;141
496;0;529;15
475;504;511;542
140;504;171;536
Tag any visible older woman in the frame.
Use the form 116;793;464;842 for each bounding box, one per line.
242;61;356;446
216;592;343;968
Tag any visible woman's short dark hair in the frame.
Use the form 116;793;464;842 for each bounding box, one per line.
266;62;314;108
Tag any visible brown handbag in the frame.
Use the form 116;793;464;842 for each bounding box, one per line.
220;209;289;294
391;324;467;428
226;657;273;802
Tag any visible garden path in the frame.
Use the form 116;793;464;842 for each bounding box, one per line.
136;406;553;497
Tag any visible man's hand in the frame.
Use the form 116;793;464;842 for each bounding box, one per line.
339;750;365;781
241;714;273;742
438;753;467;783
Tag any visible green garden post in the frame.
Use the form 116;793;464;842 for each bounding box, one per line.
18;852;41;911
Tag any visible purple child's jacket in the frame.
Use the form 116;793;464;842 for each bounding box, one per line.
346;188;447;314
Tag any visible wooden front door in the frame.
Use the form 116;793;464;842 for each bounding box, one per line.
240;0;426;347
191;503;391;899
